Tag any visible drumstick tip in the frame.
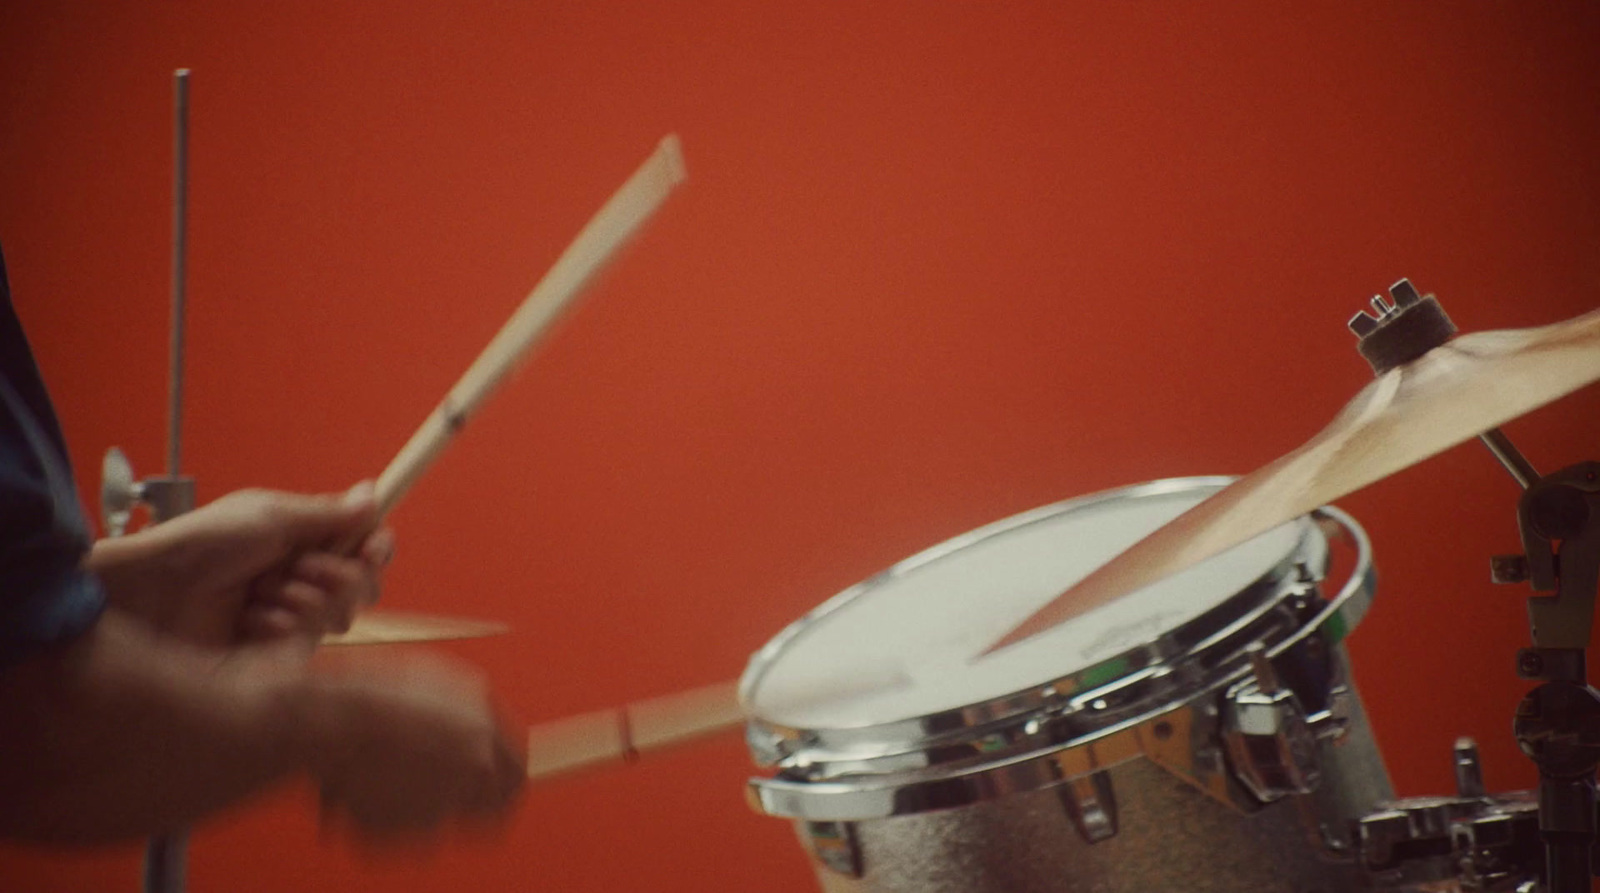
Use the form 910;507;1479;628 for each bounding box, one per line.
657;133;688;185
979;624;1030;659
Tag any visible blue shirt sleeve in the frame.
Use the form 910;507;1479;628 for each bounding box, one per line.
0;244;106;667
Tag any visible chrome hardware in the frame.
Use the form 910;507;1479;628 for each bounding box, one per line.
1453;737;1486;799
1057;771;1117;844
1307;682;1353;743
1358;793;1540;891
1452;797;1540;892
1221;643;1321;803
1357;740;1542;891
1359;796;1480;887
804;821;863;878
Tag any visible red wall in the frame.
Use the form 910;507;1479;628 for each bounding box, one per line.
3;2;1599;890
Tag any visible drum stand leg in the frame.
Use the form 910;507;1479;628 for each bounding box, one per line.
1514;662;1599;893
131;478;198;893
144;832;189;893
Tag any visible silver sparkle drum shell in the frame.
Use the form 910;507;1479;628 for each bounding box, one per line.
742;477;1391;893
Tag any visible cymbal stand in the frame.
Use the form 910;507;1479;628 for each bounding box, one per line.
98;68;198;893
1496;462;1600;893
1352;280;1600;892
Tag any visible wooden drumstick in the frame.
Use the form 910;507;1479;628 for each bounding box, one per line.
524;666;920;780
310;138;683;643
526;680;744;780
321;610;510;646
375;134;687;517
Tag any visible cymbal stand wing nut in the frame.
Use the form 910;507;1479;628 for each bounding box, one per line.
1347;278;1457;375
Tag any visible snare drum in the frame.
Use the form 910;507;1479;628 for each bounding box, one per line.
742;477;1392;893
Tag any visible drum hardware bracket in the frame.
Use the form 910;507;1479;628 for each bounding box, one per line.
1305;684;1354;743
1356;739;1544;891
803;820;864;878
1457;736;1489;799
1220;643;1322;804
1056;770;1118;844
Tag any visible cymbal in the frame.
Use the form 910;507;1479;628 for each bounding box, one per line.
987;303;1600;653
321;610;511;646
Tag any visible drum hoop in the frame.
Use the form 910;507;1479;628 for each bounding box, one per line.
744;502;1377;821
742;476;1321;761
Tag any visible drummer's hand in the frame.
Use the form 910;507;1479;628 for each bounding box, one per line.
86;483;395;649
304;652;525;838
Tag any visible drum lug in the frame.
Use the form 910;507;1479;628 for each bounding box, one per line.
1056;770;1119;844
745;726;788;766
1306;682;1354;743
1222;644;1322;803
803;820;864;878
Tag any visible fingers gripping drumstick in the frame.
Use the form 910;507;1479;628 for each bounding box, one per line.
375;135;688;517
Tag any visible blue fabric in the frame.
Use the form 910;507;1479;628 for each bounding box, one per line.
0;244;106;666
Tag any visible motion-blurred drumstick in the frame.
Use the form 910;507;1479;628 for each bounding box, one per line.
310;137;684;645
374;134;687;516
526;680;744;780
321;610;510;646
525;666;921;779
985;305;1600;654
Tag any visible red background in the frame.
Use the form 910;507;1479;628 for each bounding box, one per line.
2;2;1599;890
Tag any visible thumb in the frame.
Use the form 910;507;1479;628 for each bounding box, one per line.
269;482;379;550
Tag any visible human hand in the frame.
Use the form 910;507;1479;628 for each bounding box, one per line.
299;652;524;838
87;484;395;649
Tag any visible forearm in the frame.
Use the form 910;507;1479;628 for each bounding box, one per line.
0;610;319;844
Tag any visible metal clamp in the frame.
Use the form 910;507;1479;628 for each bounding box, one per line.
1357;739;1542;891
1221;644;1321;803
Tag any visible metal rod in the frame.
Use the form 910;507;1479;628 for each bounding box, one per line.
146;68;194;893
166;68;190;477
143;834;188;893
1478;427;1539;490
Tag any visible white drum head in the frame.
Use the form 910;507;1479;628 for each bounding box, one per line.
747;481;1315;731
